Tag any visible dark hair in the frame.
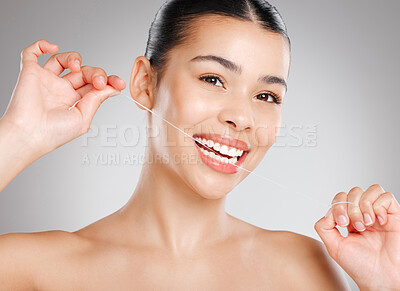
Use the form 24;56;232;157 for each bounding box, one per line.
144;0;290;88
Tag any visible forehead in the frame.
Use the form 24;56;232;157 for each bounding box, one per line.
168;14;291;78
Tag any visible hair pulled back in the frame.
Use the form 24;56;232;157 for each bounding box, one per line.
144;0;290;87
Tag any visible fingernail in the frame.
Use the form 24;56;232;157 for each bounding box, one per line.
354;221;366;231
338;215;348;226
98;76;106;85
363;213;373;226
75;59;80;66
377;216;384;225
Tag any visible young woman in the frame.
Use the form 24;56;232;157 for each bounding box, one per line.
0;0;399;290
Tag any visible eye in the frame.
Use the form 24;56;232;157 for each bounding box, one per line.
256;92;282;105
199;74;225;88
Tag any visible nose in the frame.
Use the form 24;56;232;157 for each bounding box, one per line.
218;97;255;131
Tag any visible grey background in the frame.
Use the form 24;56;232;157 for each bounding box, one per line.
1;0;399;290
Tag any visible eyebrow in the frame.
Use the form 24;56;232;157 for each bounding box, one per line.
190;55;287;92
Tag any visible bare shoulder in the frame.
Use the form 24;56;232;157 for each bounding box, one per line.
0;229;90;258
252;229;350;291
0;230;90;289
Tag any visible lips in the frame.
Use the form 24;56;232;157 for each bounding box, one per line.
192;133;251;174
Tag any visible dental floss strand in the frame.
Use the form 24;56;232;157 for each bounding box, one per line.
117;92;358;214
119;93;298;187
69;90;356;214
68;100;81;111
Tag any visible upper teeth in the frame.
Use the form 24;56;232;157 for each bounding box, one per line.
195;137;244;157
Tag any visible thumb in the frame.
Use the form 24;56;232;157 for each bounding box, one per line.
75;86;120;131
314;208;344;260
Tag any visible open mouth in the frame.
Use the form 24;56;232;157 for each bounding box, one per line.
192;134;250;173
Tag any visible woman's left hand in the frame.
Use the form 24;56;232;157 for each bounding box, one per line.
314;184;400;291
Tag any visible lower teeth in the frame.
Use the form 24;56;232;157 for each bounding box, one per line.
199;148;238;164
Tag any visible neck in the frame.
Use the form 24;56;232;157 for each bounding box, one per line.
118;148;234;255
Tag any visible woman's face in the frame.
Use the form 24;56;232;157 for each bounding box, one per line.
149;15;290;199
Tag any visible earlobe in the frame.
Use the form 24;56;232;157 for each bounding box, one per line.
129;56;155;111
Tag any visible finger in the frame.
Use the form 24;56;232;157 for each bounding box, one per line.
346;222;358;234
20;39;59;68
64;72;125;91
75;76;125;96
75;86;121;132
314;208;344;260
107;75;126;91
80;66;109;90
75;83;94;97
63;65;107;90
359;184;385;227
331;192;349;227
372;192;400;226
43;51;82;75
347;186;366;232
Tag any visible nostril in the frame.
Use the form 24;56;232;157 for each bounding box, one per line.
226;120;236;128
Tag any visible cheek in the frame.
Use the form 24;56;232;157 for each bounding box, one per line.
255;110;282;148
168;77;213;126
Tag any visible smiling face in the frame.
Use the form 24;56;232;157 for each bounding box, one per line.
144;14;291;199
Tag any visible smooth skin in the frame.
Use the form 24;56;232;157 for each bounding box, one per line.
0;39;124;191
316;185;400;290
0;15;399;290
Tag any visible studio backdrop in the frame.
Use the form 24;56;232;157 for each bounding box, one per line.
1;1;399;290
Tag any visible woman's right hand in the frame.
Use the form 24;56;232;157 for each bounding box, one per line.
1;39;126;159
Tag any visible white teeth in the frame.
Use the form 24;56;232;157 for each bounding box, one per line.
199;148;239;165
228;147;237;157
220;145;229;155
228;157;238;164
194;137;245;159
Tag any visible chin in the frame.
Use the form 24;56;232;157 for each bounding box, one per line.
196;189;230;200
191;173;238;200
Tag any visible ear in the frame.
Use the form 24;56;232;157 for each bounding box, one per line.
129;56;156;111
